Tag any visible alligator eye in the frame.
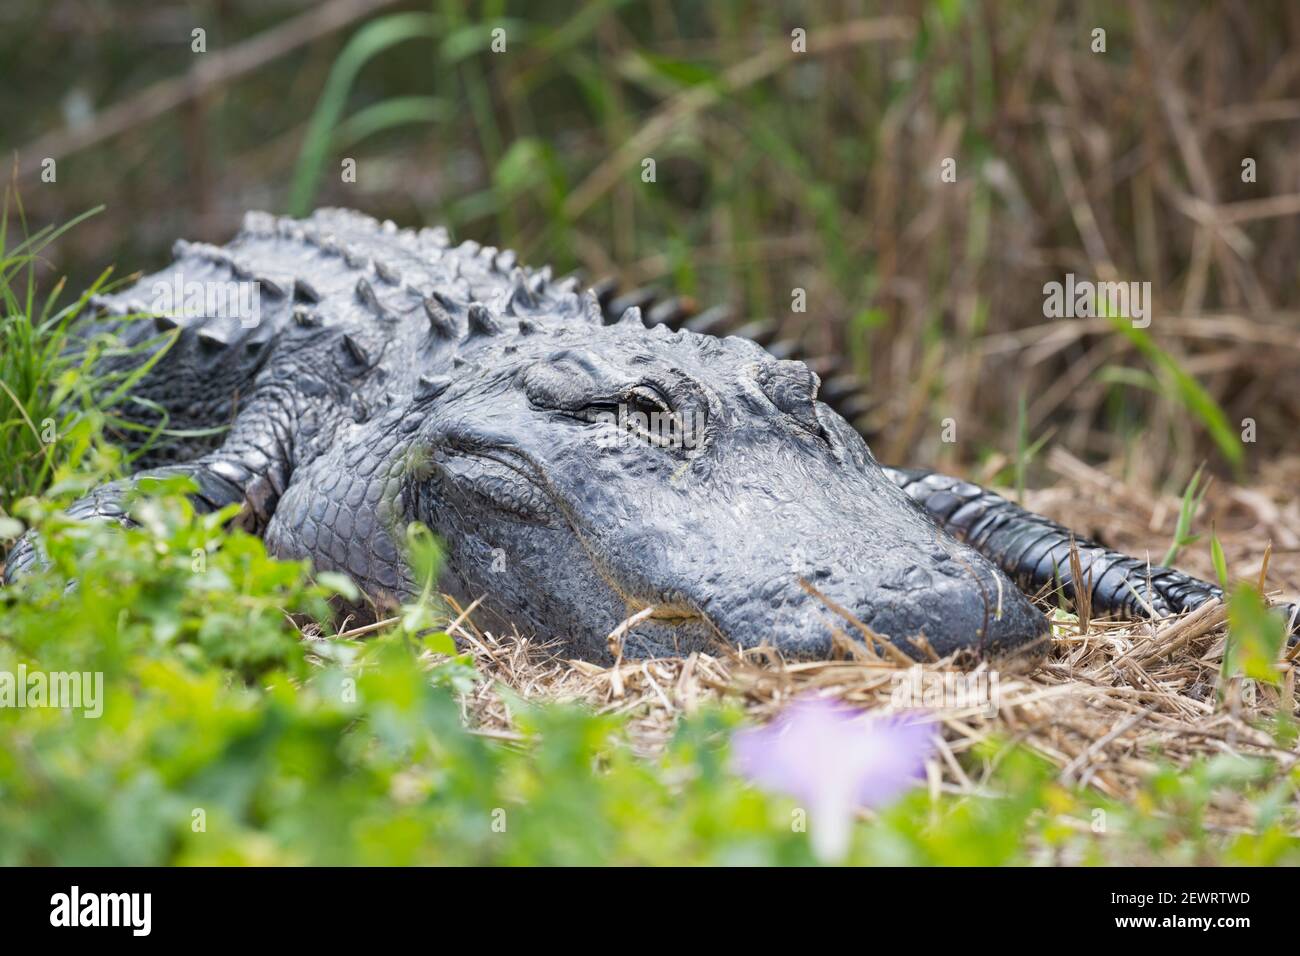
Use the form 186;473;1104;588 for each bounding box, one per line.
624;384;672;417
570;383;691;449
573;384;671;422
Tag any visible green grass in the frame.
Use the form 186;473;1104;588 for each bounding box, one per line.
1163;463;1209;566
0;195;185;511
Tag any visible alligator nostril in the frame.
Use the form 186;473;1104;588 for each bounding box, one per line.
881;564;933;592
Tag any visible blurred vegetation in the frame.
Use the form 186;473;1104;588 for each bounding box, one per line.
3;0;1299;490
2;473;1298;864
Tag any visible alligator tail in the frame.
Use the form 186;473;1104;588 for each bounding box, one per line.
586;276;876;436
883;465;1299;633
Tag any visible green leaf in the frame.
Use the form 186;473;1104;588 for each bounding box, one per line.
333;96;451;150
1225;584;1285;685
317;571;360;603
1163;463;1208;566
1210;532;1229;590
632;51;719;90
288;13;443;216
1104;316;1242;469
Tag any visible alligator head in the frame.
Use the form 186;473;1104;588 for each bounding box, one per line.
390;312;1049;662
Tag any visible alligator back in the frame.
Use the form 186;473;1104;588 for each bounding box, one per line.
87;208;872;468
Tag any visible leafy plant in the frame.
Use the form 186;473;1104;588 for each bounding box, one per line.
0;194;179;511
2;477;1298;865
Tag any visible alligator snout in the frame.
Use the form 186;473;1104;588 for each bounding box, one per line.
692;535;1050;661
615;410;1053;662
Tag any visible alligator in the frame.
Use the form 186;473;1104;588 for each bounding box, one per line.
3;208;1272;662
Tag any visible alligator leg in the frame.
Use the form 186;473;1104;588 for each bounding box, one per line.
4;411;293;583
881;465;1298;629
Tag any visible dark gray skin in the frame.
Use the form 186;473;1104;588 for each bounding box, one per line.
3;208;1268;662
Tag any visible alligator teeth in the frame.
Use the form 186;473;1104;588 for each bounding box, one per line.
374;259;401;284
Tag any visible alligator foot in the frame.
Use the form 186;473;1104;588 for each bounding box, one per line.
4;448;287;585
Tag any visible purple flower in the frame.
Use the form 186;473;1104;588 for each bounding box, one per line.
732;697;934;861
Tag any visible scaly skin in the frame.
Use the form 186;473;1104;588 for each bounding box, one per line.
4;208;1275;661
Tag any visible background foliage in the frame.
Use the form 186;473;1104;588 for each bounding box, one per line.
3;0;1299;486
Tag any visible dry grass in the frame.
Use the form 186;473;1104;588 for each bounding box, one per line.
433;456;1300;827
